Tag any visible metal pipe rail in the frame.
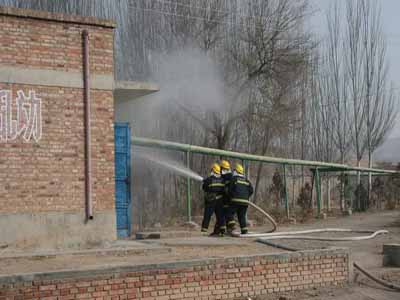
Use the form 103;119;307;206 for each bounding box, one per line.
132;136;399;221
132;137;398;174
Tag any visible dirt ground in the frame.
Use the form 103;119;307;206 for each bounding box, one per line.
260;209;400;270
255;209;400;300
255;284;400;300
1;210;399;300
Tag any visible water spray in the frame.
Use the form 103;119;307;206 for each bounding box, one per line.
135;151;204;182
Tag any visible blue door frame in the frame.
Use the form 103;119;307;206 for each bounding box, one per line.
114;123;131;238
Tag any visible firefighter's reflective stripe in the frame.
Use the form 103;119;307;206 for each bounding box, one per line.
203;175;225;197
209;183;225;187
236;180;250;186
231;198;249;205
205;194;222;202
227;220;236;226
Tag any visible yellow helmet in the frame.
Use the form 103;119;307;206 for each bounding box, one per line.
235;163;244;175
220;160;231;170
211;163;221;175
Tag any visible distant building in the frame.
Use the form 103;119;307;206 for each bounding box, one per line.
347;159;370;168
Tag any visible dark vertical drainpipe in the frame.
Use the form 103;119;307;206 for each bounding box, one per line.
82;30;93;220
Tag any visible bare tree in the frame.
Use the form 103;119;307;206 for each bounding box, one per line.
322;2;352;210
359;0;397;205
309;0;397;211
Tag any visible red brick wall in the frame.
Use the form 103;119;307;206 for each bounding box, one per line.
0;85;114;213
0;11;114;74
0;249;350;300
0;8;115;214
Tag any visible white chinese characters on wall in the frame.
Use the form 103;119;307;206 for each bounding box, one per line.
0;90;42;142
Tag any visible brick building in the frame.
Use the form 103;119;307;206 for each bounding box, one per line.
0;7;157;249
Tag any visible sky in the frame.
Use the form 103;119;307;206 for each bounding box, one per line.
309;0;400;138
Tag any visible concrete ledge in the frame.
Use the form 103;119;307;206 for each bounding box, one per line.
0;5;116;28
0;65;114;90
0;211;117;250
114;80;160;101
0;244;171;261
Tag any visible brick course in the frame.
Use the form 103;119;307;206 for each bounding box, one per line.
0;249;350;300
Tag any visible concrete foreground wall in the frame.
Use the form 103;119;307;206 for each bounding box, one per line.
0;7;116;248
0;211;116;249
0;248;350;299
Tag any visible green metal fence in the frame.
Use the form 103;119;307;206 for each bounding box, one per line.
132;136;398;222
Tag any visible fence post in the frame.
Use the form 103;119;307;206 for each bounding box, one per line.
321;176;324;212
186;150;192;222
327;177;331;212
283;164;289;219
292;167;295;211
315;168;321;216
242;159;249;177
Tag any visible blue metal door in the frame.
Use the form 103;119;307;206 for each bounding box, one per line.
114;123;131;238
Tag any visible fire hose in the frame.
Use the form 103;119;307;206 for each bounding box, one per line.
230;201;388;241
235;201;399;292
353;262;400;291
246;201;277;233
252;229;388;240
234;200;388;241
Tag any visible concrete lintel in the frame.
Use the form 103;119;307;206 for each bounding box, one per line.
114;80;160;102
0;65;113;90
0;67;161;99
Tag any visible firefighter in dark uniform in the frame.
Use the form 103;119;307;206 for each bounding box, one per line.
201;163;226;236
227;163;254;234
220;160;234;232
211;159;232;235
